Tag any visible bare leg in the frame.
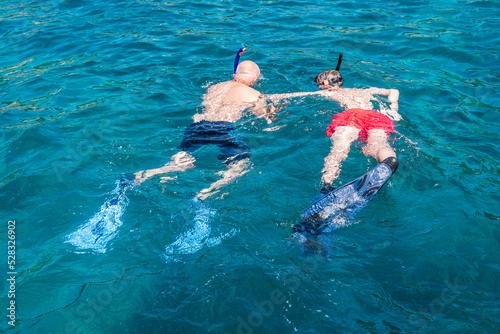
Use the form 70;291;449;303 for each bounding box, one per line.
321;126;361;185
134;151;196;185
362;129;396;163
196;158;251;200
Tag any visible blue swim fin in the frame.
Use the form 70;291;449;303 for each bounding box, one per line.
91;174;135;238
67;174;135;253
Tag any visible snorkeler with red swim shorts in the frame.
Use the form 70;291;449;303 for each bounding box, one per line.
313;58;401;192
293;57;402;234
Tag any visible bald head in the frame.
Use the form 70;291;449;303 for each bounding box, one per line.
234;60;260;85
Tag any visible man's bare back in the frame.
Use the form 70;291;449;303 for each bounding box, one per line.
321;87;401;121
193;60;322;124
193;80;262;123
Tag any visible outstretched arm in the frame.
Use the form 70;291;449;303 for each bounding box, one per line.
368;88;399;104
250;91;323;123
252;90;326;123
263;90;325;103
368;88;401;121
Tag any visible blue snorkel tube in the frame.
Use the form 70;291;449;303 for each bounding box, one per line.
233;47;246;74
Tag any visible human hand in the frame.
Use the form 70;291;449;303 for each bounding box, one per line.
269;103;287;115
134;170;149;185
388;89;400;103
160;176;178;183
391;109;402;121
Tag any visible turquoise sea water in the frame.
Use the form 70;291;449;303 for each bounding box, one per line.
1;0;499;333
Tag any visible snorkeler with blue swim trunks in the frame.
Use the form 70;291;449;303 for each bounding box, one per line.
134;48;326;199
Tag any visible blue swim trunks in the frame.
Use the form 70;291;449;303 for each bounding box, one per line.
178;121;251;165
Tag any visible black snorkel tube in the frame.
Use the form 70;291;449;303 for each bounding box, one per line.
336;53;343;71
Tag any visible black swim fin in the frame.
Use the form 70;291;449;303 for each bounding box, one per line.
301;157;398;224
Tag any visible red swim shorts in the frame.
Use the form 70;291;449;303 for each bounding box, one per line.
326;108;397;142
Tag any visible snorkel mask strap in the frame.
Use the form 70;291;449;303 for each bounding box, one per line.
234;47;246;74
